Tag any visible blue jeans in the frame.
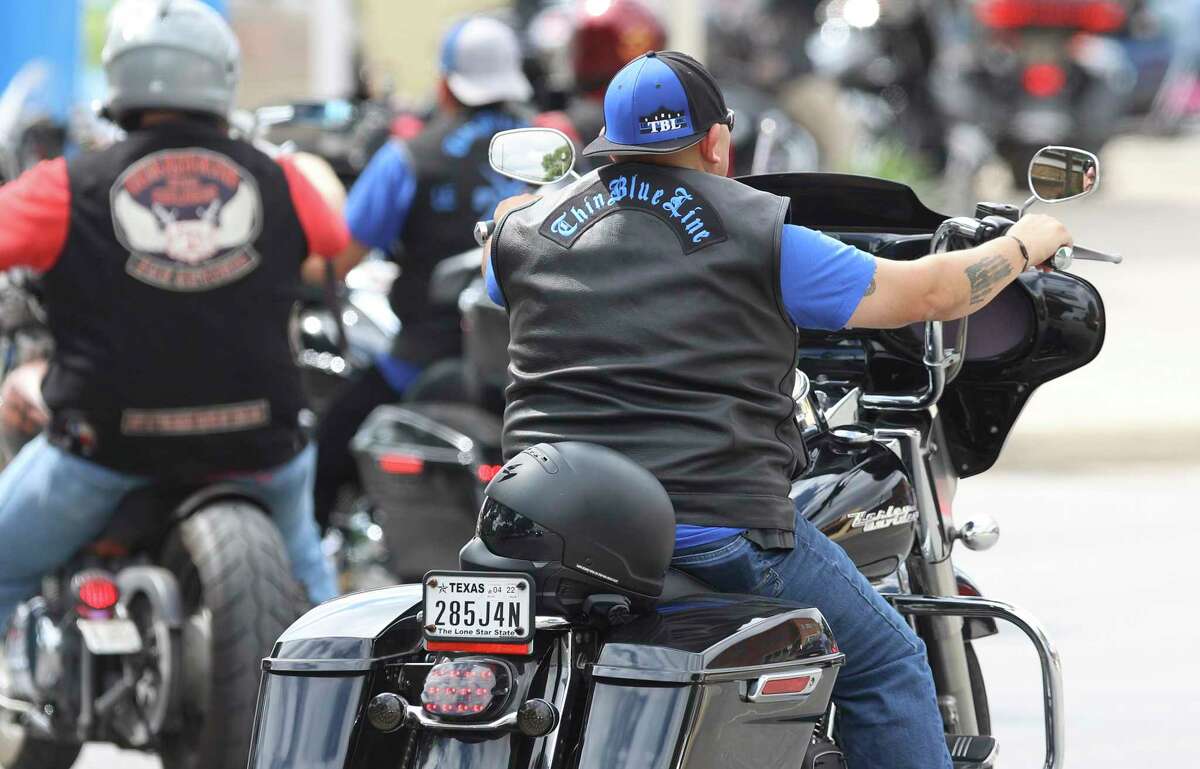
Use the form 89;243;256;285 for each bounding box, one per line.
0;436;337;628
672;511;952;769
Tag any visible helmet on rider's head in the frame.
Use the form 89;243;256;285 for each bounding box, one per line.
572;0;667;95
101;0;240;126
459;442;676;622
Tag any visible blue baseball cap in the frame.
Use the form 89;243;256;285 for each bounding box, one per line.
583;50;729;157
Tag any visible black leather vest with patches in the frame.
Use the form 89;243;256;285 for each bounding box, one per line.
391;108;528;363
44;124;307;478
492;162;805;536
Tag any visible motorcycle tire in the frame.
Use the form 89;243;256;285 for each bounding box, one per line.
156;501;308;769
0;723;81;769
966;641;992;735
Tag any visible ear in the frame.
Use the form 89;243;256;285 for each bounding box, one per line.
698;123;726;171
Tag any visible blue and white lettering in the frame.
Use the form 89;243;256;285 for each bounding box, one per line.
550;213;577;238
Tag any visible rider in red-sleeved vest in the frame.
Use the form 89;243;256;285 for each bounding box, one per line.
0;0;345;624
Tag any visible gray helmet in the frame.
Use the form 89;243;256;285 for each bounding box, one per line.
102;0;240;122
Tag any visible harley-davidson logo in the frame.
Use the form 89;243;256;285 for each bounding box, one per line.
848;504;918;532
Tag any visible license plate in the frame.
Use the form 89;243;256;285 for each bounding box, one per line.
422;571;534;644
77;618;143;655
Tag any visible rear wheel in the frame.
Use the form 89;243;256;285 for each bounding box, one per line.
156;501;307;769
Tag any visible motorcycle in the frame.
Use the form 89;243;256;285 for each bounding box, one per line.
244;130;1118;767
0;214;310;769
294;254;506;590
933;0;1137;183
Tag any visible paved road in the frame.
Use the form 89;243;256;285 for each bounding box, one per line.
74;133;1199;767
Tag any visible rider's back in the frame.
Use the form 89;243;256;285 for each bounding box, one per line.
493;161;805;537
44;122;309;479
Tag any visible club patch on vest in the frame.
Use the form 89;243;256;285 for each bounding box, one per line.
538;168;727;254
111;149;262;291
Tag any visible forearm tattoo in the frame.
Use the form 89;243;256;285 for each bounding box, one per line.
965;253;1013;306
865;277;877;296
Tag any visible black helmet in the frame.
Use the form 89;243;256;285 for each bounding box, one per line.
460;442;675;621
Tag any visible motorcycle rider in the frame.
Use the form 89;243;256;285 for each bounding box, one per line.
565;0;667;153
0;0;344;626
309;15;534;526
482;51;1071;769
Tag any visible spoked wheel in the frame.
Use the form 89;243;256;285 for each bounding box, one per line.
108;591;179;749
156;502;308;769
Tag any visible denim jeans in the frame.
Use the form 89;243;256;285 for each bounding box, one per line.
0;435;337;628
672;510;952;769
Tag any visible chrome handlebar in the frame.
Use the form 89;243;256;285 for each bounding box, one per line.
860;218;977;412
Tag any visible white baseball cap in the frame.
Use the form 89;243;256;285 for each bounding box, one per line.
440;16;533;107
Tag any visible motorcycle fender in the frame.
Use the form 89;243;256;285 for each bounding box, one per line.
955;569;999;640
116;565;185;629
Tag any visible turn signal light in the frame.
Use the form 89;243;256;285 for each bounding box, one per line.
421;659;512;719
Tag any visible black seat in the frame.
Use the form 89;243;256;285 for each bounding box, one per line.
658;567;718;602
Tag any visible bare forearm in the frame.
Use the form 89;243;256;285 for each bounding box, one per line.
926;237;1025;320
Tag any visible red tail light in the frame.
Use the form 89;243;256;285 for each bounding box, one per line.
377;454;424;475
421;660;512;718
977;0;1126;33
1023;63;1067;97
75;574;119;612
476;464;503;483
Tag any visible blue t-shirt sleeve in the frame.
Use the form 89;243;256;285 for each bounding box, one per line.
344;140;418;252
779;224;876;331
485;251;505;307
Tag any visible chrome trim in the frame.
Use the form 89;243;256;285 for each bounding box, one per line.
0;693;37;717
860;217;980;412
889;594;1065;769
954;515;1000;551
535;615;571;629
404;704;520;732
822;386;862;429
873;428;948;563
747;668;822;702
860;320;954;411
0;693;51;734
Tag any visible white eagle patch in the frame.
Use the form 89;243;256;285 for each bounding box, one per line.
111;149;262;291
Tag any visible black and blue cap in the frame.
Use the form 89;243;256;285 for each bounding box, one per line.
582;50;729;158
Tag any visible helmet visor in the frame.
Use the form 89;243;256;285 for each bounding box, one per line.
477;499;565;563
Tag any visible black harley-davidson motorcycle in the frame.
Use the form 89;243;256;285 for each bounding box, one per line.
0;285;309;769
244;132;1118;767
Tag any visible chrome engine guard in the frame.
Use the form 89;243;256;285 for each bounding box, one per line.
886;594;1064;769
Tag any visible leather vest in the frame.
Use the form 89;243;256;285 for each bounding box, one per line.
390;108;527;363
493;162;805;535
43;124;307;477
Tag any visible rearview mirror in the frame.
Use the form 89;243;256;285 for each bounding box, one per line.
488;128;576;185
1028;146;1099;203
